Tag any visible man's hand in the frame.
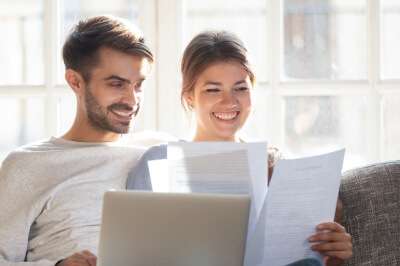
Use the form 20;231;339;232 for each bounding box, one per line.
308;222;352;266
56;250;97;266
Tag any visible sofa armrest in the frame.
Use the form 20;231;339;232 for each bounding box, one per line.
339;160;400;265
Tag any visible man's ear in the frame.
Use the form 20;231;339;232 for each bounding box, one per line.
65;69;85;96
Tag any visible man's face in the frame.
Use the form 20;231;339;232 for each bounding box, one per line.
83;48;151;134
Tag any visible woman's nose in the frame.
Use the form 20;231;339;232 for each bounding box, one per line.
220;92;237;108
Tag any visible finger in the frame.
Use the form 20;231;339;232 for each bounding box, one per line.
321;250;353;260
316;222;346;233
309;232;351;243
66;252;94;266
59;257;90;266
70;252;88;260
311;240;352;252
82;250;95;256
323;256;345;266
81;250;97;266
322;250;353;258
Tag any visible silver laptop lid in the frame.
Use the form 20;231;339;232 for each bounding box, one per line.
97;190;250;266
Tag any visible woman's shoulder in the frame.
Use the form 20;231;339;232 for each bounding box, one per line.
138;139;188;162
139;144;168;161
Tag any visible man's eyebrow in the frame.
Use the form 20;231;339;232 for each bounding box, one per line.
104;75;147;84
104;75;131;84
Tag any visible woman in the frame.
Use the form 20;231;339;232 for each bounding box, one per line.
127;30;352;265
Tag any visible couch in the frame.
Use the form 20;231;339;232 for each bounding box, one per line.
339;160;400;265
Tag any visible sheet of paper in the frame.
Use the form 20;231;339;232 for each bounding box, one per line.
149;153;250;194
167;141;269;222
148;141;269;243
244;149;345;266
168;150;250;194
148;159;169;192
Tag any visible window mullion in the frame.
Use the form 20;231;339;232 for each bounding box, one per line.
155;0;184;138
136;0;157;132
44;0;60;138
366;0;381;163
267;0;283;147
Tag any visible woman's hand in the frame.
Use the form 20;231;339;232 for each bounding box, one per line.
308;222;352;266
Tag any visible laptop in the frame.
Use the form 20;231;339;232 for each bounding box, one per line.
97;190;251;266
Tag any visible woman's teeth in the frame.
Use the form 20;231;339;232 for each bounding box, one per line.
213;112;238;120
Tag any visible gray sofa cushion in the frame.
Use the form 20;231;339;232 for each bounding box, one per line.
339;160;400;265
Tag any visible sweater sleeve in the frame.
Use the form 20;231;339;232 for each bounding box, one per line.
126;145;168;191
0;259;57;266
0;158;58;265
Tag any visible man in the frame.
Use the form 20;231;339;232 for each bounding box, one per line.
0;15;170;265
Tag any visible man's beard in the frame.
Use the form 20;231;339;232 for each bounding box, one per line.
84;86;139;134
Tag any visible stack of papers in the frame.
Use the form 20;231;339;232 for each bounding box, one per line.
148;141;345;266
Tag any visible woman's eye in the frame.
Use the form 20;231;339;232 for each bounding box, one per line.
206;88;220;93
236;87;249;91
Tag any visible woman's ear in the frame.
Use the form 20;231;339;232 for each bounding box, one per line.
65;69;85;96
185;93;195;110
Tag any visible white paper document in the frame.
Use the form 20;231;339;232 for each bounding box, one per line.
245;149;345;266
149;141;269;241
148;142;345;266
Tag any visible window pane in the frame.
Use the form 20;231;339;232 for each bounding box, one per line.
284;95;366;170
184;0;268;81
0;0;44;85
57;0;139;84
241;85;270;140
57;95;76;135
381;94;400;160
283;0;366;80
381;0;400;79
0;98;45;163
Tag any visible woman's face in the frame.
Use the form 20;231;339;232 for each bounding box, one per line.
187;61;253;142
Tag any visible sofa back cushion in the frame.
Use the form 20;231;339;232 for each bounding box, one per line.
339;160;400;265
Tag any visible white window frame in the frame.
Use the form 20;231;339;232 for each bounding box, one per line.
1;0;399;168
154;0;400;168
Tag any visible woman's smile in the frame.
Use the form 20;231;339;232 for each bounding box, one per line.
212;111;240;123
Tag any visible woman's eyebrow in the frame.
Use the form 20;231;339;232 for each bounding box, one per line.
201;79;248;88
234;80;247;85
202;81;222;87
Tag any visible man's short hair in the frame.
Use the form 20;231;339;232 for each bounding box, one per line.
62;15;154;83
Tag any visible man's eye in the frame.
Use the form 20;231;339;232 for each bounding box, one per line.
110;83;123;88
236;87;249;91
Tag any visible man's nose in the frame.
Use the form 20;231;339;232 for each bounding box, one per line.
122;87;139;107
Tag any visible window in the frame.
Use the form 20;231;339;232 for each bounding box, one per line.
0;0;140;162
0;0;45;161
1;0;399;171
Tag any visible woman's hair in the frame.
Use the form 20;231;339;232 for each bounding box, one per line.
180;30;257;116
62;15;154;83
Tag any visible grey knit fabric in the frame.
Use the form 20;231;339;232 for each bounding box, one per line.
339;160;400;266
